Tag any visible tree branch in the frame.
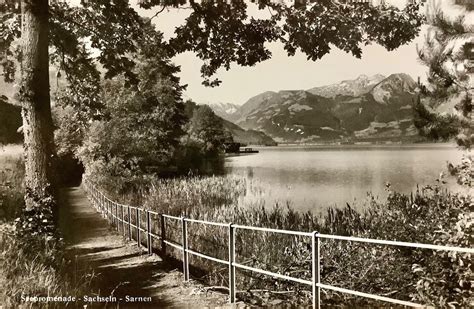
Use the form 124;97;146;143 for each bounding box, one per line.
150;5;167;21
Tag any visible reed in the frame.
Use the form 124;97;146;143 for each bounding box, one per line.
100;175;472;307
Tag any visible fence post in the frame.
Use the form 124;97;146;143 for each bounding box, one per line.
228;223;236;303
115;203;118;229
102;195;106;219
121;205;125;236
128;206;132;241
107;199;110;221
99;194;103;217
182;217;189;281
160;214;166;256
146;211;152;255
136;208;141;248
104;197;108;219
312;231;320;309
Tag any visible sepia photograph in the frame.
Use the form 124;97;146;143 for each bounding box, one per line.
0;0;473;308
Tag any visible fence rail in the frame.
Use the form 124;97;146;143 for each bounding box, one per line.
83;179;473;309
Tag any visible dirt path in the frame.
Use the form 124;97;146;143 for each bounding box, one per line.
59;186;236;308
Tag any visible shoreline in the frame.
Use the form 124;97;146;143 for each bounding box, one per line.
247;141;460;149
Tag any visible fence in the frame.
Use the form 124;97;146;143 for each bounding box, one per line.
83;179;473;309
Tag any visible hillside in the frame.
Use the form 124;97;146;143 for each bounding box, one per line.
221;118;277;146
188;102;276;146
211;74;420;143
236;90;342;141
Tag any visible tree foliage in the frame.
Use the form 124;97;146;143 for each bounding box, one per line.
415;1;473;149
413;96;465;142
166;101;232;176
187;104;232;155
1;0;424;90
167;0;424;86
56;53;187;188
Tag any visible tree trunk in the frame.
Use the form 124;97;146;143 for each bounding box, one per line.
20;0;55;211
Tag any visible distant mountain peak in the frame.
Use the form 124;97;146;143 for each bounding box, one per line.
278;90;303;94
356;73;384;80
206;102;241;122
308;74;386;98
370;73;416;104
206;102;239;112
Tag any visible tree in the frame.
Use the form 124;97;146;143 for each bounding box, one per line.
175;100;232;175
1;0;424;230
19;0;54;216
56;50;187;189
1;0;157;226
188;104;232;155
415;0;473;149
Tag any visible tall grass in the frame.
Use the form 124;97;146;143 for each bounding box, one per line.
0;144;24;220
0;229;94;308
99;174;472;307
0;145;93;307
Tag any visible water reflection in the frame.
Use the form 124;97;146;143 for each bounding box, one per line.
225;144;466;213
246;167;254;179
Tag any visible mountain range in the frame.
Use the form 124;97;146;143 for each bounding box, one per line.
208;73;421;143
1;73;422;146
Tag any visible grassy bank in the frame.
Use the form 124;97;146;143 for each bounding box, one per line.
0;145;92;308
0;144;24;220
98;174;472;307
0;229;94;308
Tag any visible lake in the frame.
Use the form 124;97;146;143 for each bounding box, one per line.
225;144;468;213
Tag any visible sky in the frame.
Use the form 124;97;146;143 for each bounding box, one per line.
103;1;470;105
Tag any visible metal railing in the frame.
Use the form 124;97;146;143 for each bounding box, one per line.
83;179;473;309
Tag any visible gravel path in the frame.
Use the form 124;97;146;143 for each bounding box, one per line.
59;186;236;308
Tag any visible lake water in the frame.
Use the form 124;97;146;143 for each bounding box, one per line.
225;144;468;213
